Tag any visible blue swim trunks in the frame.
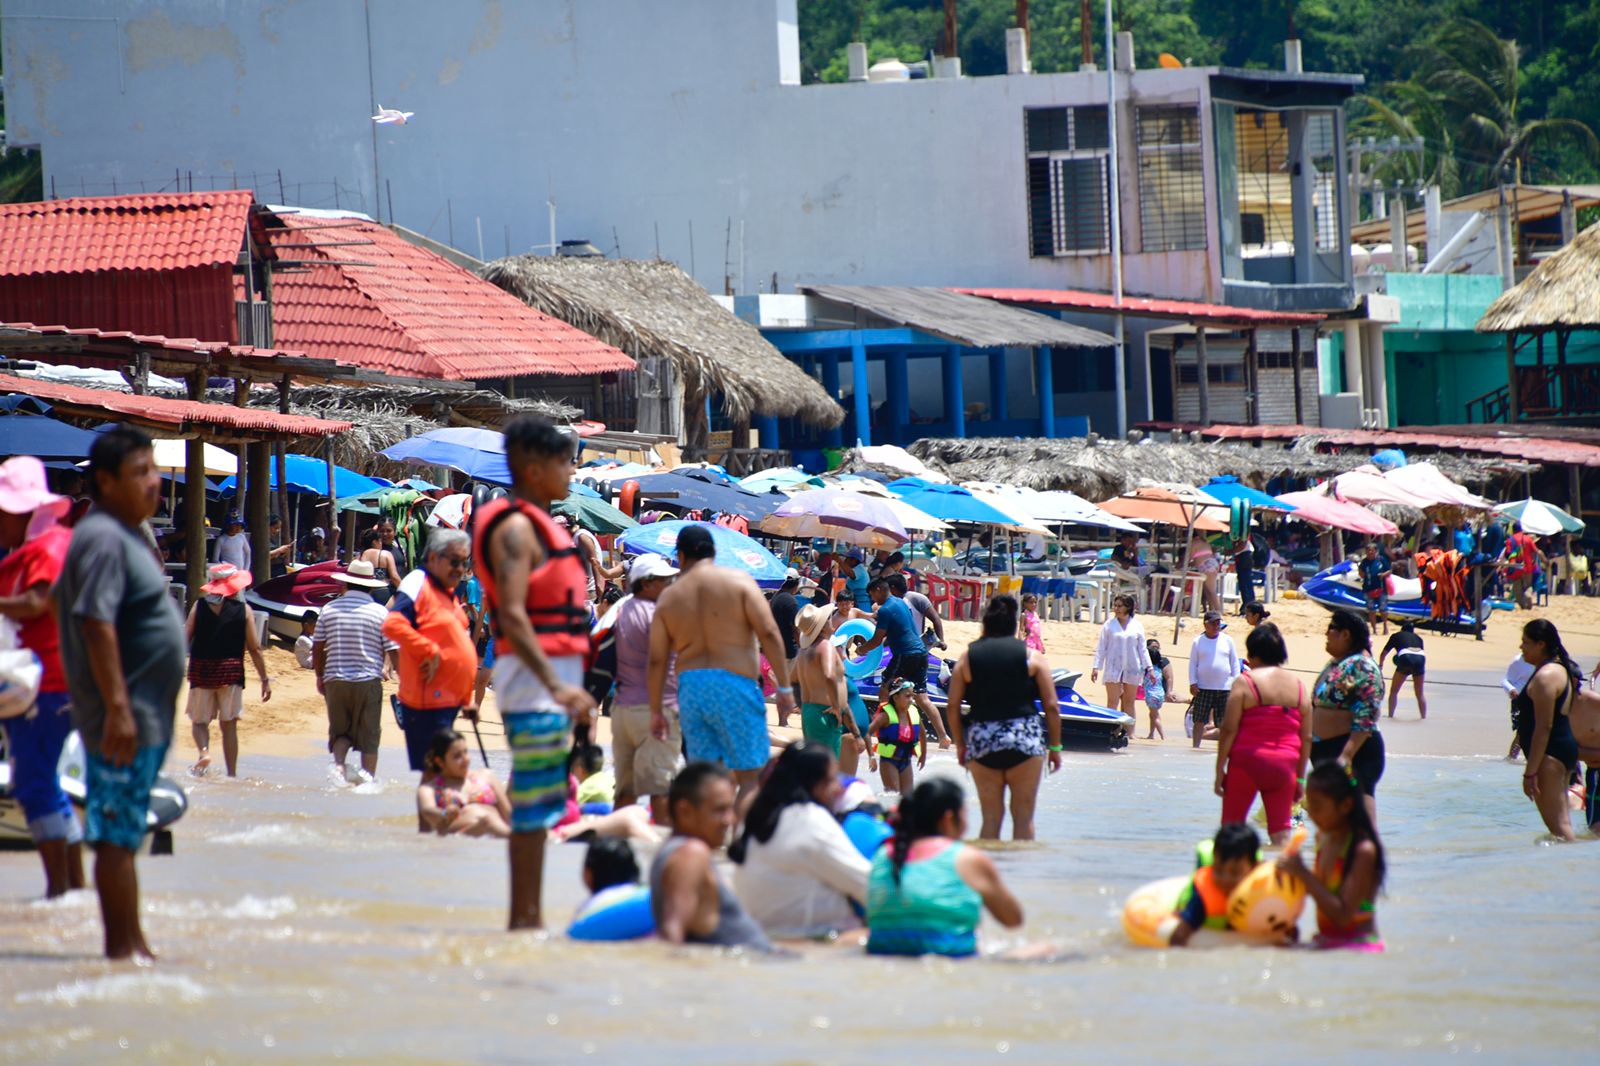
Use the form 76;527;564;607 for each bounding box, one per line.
504;709;572;832
84;743;168;852
678;668;770;772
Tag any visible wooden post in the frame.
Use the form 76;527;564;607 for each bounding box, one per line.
325;436;340;561
1195;328;1211;426
1245;329;1260;426
246;441;271;587
185;373;207;605
276;375;291;552
1079;0;1093;65
1506;333;1520;422
1291;327;1305;426
943;0;959;57
130;352;151;396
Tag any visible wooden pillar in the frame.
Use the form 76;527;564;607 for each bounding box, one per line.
1570;464;1584;523
276;375;292;552
325;436;341;561
246;442;271;587
1245;329;1260;426
1506;333;1520;422
943;0;958;57
1195;328;1211;426
130;352;151;396
1291;327;1305;426
185;373;207;605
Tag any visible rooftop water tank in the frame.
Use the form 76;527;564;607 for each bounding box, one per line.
867;59;911;83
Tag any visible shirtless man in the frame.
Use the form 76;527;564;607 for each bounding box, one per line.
649;524;796;800
650;762;772;950
793;603;868;774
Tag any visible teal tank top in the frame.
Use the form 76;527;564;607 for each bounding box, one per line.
865;840;981;957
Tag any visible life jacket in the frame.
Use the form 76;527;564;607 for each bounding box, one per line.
876;703;922;758
1176;860;1231;930
472;497;591;658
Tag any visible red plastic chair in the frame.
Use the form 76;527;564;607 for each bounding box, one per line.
922;573;956;619
949;577;984;621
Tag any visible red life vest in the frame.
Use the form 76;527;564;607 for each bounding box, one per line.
472;497;591;658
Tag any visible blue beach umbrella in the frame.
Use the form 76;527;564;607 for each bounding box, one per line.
218;454;384;498
1201;476;1297;513
616;520;788;587
885;478;1017;527
0;414;100;460
629;470;785;521
382;427;511;484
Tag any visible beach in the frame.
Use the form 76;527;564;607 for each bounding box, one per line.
2;594;1596;1061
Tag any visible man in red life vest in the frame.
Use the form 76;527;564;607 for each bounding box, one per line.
473;417;596;931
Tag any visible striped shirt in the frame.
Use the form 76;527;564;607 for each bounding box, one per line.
313;590;395;681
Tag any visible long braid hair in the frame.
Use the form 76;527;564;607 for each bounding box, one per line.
889;777;965;885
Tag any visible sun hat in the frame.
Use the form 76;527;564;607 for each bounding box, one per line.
845;549;864;563
796;603;838;649
628;553;679;586
200;562;252;598
310;526;326;538
0;456;69;519
332;559;389;589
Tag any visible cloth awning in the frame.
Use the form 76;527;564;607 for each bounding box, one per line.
801;286;1116;349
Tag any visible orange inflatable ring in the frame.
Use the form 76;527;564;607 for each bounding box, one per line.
619;480;639;518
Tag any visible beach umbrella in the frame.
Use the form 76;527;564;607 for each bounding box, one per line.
1274;492;1399;536
759;488;908;549
552;492;639;536
629;470;785;521
1383;463;1493;509
0;414;100;460
617;520;787;587
150;438;237;477
1317;467;1430;510
218;454;384;498
381;427;511;484
1201;475;1296;513
1494;498;1584;536
740;467;824;494
982;484;1144;532
885;479;1018;527
1099;486;1230;532
833;478;950;532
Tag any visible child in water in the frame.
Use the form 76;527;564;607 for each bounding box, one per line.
568;837;656;941
1276;762;1386;951
869;679;927;795
415;730;511;838
1020;593;1046;654
1168;822;1260;946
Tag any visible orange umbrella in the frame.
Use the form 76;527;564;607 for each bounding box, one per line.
1099;486;1230;533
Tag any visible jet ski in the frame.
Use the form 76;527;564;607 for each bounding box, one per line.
1299;560;1487;629
0;730;187;854
854;661;1131;750
246;561;351;640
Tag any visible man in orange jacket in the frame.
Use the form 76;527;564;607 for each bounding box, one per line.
383;528;479;801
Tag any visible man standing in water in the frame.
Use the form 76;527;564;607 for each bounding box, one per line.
474;417;596;930
58;426;186;960
649;524;795;802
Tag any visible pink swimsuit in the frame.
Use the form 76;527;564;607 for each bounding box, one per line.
1221;674;1304;835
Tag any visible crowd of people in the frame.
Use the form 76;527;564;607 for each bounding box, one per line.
2;416;1598;968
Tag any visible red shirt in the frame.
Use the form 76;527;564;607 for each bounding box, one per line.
0;525;72;692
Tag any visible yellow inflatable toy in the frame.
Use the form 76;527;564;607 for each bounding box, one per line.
1122;828;1307;948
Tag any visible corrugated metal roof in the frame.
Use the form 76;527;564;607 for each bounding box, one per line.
264;214;634;381
0;371;351;439
958;287;1324;327
0;321;305;361
800;285;1116;348
1142;420;1600;468
1351;184;1600;247
0;192;256;276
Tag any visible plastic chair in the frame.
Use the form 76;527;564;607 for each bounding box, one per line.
922;573;956;619
1046;578;1074;621
950;577;985;621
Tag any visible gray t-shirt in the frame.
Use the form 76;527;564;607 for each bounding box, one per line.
905;590;938;638
58;511;187;752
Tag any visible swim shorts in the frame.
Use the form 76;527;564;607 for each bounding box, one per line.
400;706;460;771
801;702;844;757
324;678;383;754
186;685;243;725
84;743;168;852
611;703;683;798
678;668;770;771
1393;652;1425;677
505;709;573;832
892;651;930;694
1190;687;1230;728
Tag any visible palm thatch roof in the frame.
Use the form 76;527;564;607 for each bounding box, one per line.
905;436;1523;502
480;257;844;427
1478;221;1600;333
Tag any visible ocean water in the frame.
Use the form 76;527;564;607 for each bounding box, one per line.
1;731;1596;1062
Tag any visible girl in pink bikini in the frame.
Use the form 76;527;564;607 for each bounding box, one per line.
416;730;512;838
1214;624;1311;845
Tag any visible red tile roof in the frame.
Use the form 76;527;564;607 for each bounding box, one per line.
956;288;1324;327
264;214;633;381
0;371;351;439
1141;421;1600;468
0;192;257;276
0;321;307;363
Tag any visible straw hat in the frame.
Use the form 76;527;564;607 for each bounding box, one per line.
200;562;252;597
796;603;838;649
332;559;389;588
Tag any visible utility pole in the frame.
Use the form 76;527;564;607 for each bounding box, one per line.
1080;0;1094;66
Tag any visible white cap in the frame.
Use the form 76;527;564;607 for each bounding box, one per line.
628;553;679;586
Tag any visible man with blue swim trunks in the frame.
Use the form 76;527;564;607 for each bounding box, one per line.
649;524;796;802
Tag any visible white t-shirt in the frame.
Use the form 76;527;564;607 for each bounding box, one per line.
294;634;315;670
733;802;870;939
1190;633;1242;691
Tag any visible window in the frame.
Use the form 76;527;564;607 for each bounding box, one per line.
1026;106;1110;257
1234;109;1291;254
1050;347;1115;392
1137;105;1205;252
1177;363;1245;385
1258;350;1317;370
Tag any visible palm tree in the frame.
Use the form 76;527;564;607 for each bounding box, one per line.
1409;18;1598;187
1350;85;1461;198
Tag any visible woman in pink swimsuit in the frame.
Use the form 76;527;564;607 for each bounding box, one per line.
1214;624;1311;844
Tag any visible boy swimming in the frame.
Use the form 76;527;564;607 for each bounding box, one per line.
1168;822;1261;947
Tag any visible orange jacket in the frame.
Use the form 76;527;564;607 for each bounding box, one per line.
382;570;478;710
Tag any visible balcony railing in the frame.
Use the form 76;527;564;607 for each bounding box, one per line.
1465;364;1600;423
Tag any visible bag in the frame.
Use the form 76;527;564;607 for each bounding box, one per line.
1143;665;1166;711
0;648;42;719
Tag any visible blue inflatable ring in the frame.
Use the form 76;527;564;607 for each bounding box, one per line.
568;884;655;941
841;810;894;859
832;618;890;680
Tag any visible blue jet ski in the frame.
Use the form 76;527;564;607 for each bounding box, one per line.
0;730;187;854
1299;560;1489;629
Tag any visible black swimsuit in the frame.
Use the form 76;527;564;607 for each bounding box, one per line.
1512;670;1579;773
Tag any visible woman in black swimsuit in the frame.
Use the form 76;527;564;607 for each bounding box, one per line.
1514;619;1581;841
945;595;1062;840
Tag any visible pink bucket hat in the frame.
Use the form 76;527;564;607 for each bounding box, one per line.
0;456;69;519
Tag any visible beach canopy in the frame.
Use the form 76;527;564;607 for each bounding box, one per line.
381;427;511;484
740;467;825;494
617;520;787;587
1275;491;1400;536
759;488;908;549
885;478;1018;527
629;470;785;521
1382;463;1493;509
1495;498;1584;536
0;414;100;460
219;454;384;498
151;438;236;477
973;483;1142;532
1099;485;1230;532
1201;475;1296;513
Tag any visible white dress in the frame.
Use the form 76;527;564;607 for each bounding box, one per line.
733;802;870;939
1093;615;1151;686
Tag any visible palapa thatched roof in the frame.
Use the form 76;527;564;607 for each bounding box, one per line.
1478;221;1600;333
905;436;1523;502
480;256;844;427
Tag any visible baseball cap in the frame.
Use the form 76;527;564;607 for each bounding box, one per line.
784;567;801;585
628;553;679;586
845;549;864;563
1203;610;1226;626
